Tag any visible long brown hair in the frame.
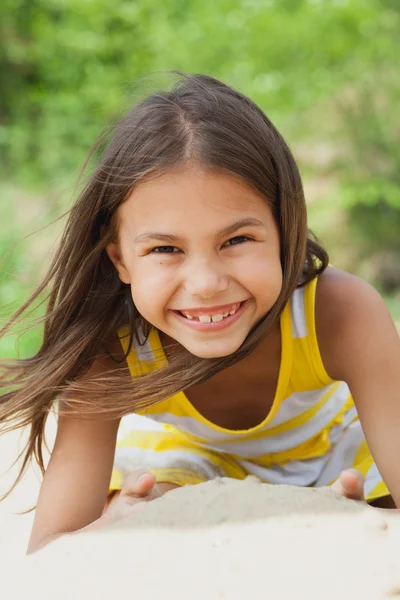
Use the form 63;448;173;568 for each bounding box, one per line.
0;72;328;495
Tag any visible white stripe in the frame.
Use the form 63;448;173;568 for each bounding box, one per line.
114;447;224;480
266;386;338;428
134;336;155;362
117;414;167;441
340;405;358;429
239;455;328;486
326;405;358;449
364;463;384;497
146;412;245;442
314;418;364;487
290;286;307;338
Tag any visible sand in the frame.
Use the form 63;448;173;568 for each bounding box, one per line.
1;425;400;599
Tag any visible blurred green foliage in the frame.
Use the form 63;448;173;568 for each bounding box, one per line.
0;0;399;358
1;0;398;178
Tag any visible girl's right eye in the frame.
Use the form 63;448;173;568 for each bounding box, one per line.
150;246;180;253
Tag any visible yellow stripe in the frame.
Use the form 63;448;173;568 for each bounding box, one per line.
144;468;208;486
118;325;142;377
245;429;331;467
109;468;208;490
366;480;389;502
290;337;318;393
352;440;372;475
325;394;355;435
352;441;389;502
118;428;196;450
141;392;193;418
116;429;247;480
109;469;123;491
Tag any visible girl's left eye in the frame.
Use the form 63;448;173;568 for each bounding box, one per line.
224;235;252;246
150;246;180;253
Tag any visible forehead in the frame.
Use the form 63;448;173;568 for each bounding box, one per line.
118;166;273;233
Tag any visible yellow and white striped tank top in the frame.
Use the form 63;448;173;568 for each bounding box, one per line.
111;276;388;501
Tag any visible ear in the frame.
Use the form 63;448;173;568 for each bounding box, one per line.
106;242;131;284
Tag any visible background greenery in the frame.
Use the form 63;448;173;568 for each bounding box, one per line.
1;0;399;358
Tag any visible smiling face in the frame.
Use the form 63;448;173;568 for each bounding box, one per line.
106;165;282;358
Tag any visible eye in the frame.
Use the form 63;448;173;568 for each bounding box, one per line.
224;235;252;246
150;246;180;254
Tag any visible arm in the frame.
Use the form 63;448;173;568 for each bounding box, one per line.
28;329;182;554
28;414;181;553
27;350;123;554
316;267;400;506
27;408;120;553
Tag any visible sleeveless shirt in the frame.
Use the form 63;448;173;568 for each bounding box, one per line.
111;277;387;501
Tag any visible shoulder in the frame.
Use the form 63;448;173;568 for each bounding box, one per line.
314;266;395;381
315;266;386;329
81;329;128;378
59;328;128;410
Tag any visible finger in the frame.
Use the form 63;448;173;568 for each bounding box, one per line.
333;469;365;500
340;469;365;499
121;470;157;499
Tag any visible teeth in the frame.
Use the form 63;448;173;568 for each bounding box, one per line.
198;315;211;324
181;304;241;322
211;314;223;323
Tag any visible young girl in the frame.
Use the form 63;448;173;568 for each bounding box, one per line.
1;73;400;554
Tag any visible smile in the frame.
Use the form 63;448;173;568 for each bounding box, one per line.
179;301;241;323
172;300;249;331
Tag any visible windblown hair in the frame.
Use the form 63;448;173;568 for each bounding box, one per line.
0;72;328;496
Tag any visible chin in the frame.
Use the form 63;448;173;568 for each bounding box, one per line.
185;341;242;360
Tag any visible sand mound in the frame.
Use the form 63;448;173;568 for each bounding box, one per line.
3;477;400;600
110;476;365;529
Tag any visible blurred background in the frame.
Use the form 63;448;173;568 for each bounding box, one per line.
0;0;399;358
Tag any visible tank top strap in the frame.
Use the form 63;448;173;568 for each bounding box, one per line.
289;277;335;391
118;324;166;378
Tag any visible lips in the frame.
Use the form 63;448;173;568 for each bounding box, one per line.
171;300;249;332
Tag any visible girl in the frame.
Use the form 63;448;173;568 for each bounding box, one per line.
1;73;399;554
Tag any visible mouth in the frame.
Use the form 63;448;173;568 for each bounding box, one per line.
177;301;242;323
171;300;249;331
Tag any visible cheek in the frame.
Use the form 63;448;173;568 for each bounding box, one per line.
236;251;282;299
129;263;177;318
255;267;282;307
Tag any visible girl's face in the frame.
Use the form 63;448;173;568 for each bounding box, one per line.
107;165;282;359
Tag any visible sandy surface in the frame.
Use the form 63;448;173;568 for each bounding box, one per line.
1;425;400;599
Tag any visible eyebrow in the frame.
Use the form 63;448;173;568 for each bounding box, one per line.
133;217;265;244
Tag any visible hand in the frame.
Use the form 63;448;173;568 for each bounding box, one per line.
331;468;365;501
104;469;162;523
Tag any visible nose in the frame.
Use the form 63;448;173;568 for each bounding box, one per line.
183;258;229;299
